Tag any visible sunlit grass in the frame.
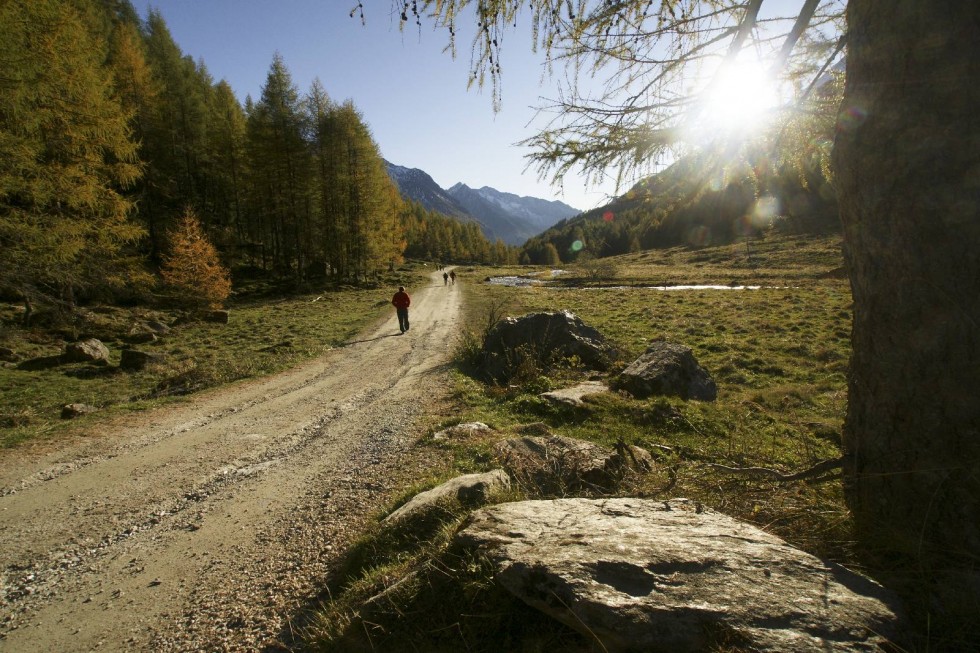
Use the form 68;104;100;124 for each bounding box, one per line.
304;232;858;651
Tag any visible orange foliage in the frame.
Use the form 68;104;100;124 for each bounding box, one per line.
161;209;232;309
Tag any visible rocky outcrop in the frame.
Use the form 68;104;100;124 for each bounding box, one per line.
383;470;510;525
457;498;904;653
480;311;614;382
494;434;651;493
612;341;717;401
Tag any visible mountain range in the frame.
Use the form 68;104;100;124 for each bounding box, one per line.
385;161;580;245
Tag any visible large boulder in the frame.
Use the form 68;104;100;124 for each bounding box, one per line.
494;434;652;494
480;311;614;382
457;498;904;653
612;341;717;401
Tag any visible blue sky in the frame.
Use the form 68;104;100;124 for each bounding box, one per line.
132;1;619;212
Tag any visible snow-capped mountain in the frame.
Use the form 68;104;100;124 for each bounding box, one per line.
384;160;580;245
447;183;579;245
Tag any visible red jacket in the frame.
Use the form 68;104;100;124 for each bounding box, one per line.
392;291;411;309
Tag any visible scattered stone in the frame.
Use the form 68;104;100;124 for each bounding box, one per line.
383;470;510;525
494;434;651;493
480;311;615;382
125;331;158;345
145;320;170;335
539;381;609;408
62;339;110;365
61;404;98;419
457;498;904;653
0;346;19;362
611;341;717;401
432;422;493;440
200;310;229;324
120;349;165;372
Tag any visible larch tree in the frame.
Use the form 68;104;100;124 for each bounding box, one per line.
160;208;232;310
245;54;313;280
0;0;146;322
373;0;979;640
316;100;402;280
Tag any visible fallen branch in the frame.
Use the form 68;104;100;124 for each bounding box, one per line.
706;457;843;482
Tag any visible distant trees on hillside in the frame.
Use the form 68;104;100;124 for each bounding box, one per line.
0;0;509;317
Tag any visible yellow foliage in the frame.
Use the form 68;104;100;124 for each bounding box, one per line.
161;209;232;309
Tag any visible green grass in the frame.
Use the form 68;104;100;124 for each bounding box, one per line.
304;233;863;651
0;268;430;448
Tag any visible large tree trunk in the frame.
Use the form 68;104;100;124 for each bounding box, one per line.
833;0;980;640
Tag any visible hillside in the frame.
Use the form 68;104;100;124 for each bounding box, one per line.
522;150;840;263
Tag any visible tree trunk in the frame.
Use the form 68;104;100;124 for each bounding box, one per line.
833;0;980;640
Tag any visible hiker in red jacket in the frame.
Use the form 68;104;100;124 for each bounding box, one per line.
392;286;411;333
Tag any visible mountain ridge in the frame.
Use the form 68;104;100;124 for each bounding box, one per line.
385;160;580;245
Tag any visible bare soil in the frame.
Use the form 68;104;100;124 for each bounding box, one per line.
0;269;462;652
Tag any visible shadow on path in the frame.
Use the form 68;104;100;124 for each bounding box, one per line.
340;333;401;347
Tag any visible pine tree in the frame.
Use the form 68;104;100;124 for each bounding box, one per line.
160;208;231;309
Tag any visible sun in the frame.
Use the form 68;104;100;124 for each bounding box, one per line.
684;57;781;144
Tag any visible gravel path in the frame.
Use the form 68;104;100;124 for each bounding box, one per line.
0;269;462;651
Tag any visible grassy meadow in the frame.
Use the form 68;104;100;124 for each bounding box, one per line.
304;233;861;651
0;269;430;448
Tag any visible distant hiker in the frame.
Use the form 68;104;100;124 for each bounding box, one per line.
450;270;457;285
392;286;411;333
443;272;449;285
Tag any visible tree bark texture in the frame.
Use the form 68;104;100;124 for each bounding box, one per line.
834;0;980;636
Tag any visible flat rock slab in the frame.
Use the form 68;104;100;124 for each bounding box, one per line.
539;381;609;407
457;498;903;652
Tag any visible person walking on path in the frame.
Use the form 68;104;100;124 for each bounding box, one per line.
391;286;411;333
449;270;456;285
443;272;449;285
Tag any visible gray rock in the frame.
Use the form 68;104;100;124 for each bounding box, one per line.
61;403;98;419
62;338;110;365
539;381;609;408
494;435;651;493
456;498;903;653
432;422;493;440
384;470;510;525
612;341;717;401
480;311;614;382
120;349;165;371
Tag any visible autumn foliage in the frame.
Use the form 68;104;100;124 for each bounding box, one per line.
161;210;232;309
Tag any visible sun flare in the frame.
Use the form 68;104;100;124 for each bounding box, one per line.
685;57;781;144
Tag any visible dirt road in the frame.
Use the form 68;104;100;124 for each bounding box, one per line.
0;270;462;651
